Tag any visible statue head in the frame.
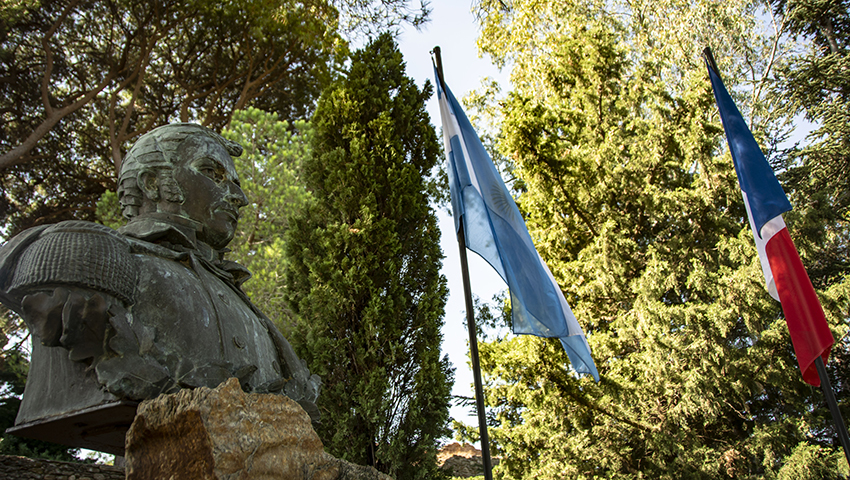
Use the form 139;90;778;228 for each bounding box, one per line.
118;123;248;249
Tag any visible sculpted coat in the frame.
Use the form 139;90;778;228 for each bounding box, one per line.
0;124;319;454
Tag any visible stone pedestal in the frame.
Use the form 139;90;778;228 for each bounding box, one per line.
125;378;390;480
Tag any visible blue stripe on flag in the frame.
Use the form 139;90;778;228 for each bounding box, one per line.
447;142;466;230
706;65;791;235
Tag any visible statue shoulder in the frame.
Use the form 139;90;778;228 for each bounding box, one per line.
0;221;138;307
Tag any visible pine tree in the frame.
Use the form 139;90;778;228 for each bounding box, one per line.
283;34;453;479
222;108;314;330
770;0;850;284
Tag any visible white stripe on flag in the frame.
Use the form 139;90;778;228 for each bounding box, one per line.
438;92;482;194
742;191;784;301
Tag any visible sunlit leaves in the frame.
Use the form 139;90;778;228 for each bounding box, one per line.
223;107;314;330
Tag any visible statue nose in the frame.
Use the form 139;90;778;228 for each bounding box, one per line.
226;182;248;208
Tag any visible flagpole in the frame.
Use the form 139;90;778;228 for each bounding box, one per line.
702;47;720;80
432;45;495;480
457;219;495;480
815;357;850;467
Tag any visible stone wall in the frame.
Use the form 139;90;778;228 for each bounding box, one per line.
437;442;500;478
0;441;493;479
0;455;124;480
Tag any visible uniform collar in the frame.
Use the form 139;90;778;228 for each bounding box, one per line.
119;213;219;262
118;213;250;286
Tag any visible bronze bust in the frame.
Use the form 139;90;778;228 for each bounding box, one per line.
0;124;320;454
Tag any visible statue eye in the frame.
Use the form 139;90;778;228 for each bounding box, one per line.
198;164;225;182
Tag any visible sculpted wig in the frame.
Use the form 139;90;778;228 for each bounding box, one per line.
117;123;243;219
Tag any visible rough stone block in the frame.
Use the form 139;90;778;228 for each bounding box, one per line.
125;378;391;480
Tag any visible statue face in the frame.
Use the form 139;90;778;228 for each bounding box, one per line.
171;135;248;249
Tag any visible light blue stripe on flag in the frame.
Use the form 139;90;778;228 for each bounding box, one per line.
436;67;599;381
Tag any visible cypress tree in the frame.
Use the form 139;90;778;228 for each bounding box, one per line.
461;1;849;477
283;34;453;479
770;0;850;462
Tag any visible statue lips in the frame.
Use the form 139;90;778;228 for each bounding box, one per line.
215;205;240;224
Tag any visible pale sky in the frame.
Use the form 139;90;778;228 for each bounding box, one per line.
396;1;512;435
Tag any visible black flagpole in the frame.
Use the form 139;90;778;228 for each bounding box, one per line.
815;356;850;468
432;45;494;480
704;45;850;470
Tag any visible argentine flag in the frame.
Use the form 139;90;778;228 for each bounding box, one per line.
435;67;599;382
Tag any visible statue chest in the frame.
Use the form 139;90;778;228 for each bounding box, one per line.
129;254;282;390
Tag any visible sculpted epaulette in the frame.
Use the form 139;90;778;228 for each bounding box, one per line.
4;220;138;305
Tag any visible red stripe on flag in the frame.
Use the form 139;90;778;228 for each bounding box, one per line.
764;227;835;386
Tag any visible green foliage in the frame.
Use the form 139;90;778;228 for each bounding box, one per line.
95;191;124;231
222;107;315;330
457;1;850;478
333;0;431;38
284;34;453;480
768;6;850;469
771;0;850;287
0;0;342;239
776;441;849;479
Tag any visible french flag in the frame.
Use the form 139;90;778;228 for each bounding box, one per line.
705;52;834;386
